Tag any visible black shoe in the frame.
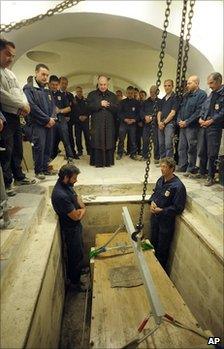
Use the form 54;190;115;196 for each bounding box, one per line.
77;152;83;157
74;154;80;159
130;154;137;160
176;167;187;173
14;177;36;185
204;178;215;187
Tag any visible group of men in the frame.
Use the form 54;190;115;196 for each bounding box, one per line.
115;75;223;188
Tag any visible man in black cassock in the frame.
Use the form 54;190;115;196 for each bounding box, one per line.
87;76;118;167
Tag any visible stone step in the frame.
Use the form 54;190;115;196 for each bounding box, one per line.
0;205;60;349
0;191;47;289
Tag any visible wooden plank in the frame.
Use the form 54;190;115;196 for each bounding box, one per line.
90;232;210;348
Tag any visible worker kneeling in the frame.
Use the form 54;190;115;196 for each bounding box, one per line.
51;164;86;292
149;157;186;272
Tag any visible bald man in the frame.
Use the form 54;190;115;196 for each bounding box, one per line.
87;76;118;167
177;76;207;176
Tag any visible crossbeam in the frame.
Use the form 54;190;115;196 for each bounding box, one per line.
122;206;165;325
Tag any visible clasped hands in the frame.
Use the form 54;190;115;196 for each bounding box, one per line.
150;201;163;214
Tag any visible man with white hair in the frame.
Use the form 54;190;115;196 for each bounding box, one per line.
87;76;118;167
177;75;207;176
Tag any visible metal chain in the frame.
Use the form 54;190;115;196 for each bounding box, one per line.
179;0;196;96
175;0;188;96
0;0;84;33
133;0;172;241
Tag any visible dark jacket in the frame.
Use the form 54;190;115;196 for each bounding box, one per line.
149;175;186;219
177;88;207;127
140;97;161;123
73;96;90;124
23;78;55;126
87;89;118;150
118;98;140;122
199;85;224;129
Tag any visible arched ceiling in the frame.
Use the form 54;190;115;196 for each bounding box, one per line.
9;12;214;93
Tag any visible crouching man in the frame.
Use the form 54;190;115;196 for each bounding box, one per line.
149;157;186;272
51;164;86;291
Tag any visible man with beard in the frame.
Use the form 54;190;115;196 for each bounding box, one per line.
87;76;118;167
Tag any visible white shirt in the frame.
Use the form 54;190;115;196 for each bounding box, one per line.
0;67;28;115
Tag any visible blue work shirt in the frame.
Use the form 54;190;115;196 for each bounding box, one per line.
118;97;140;122
199;85;224;128
140;97;161;122
51;179;81;230
158;93;179;123
149;175;186;219
177;89;207;127
23;78;55;126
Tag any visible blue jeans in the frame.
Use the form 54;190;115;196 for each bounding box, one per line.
32;124;53;174
158;122;175;158
198;126;222;178
178;127;198;172
52;119;74;159
117;123;137;156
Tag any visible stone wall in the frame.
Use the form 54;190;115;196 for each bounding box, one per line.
169;216;224;338
26;228;65;348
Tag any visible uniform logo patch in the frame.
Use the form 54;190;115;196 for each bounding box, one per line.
132;107;135;111
57;96;62;101
164;190;170;197
214;104;219;110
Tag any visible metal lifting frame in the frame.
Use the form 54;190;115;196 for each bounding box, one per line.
122;206;165;325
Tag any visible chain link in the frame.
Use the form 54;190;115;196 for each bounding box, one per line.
0;0;84;33
175;0;188;96
134;0;172;240
179;0;195;95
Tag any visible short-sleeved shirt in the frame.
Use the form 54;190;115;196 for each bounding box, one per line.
51;180;81;229
159;92;178;122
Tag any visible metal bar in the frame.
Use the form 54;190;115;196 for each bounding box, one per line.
122;207;165;325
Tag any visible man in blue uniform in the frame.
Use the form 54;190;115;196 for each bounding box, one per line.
157;80;178;159
197;72;224;186
149;157;186;271
51;164;86;291
177;76;207;176
140;85;161;162
73;86;91;156
23;64;56;180
117;86;140;160
49;75;75;162
59;77;79;159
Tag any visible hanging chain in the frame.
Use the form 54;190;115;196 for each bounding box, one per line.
0;0;84;34
179;0;195;95
175;0;188;96
133;0;172;241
